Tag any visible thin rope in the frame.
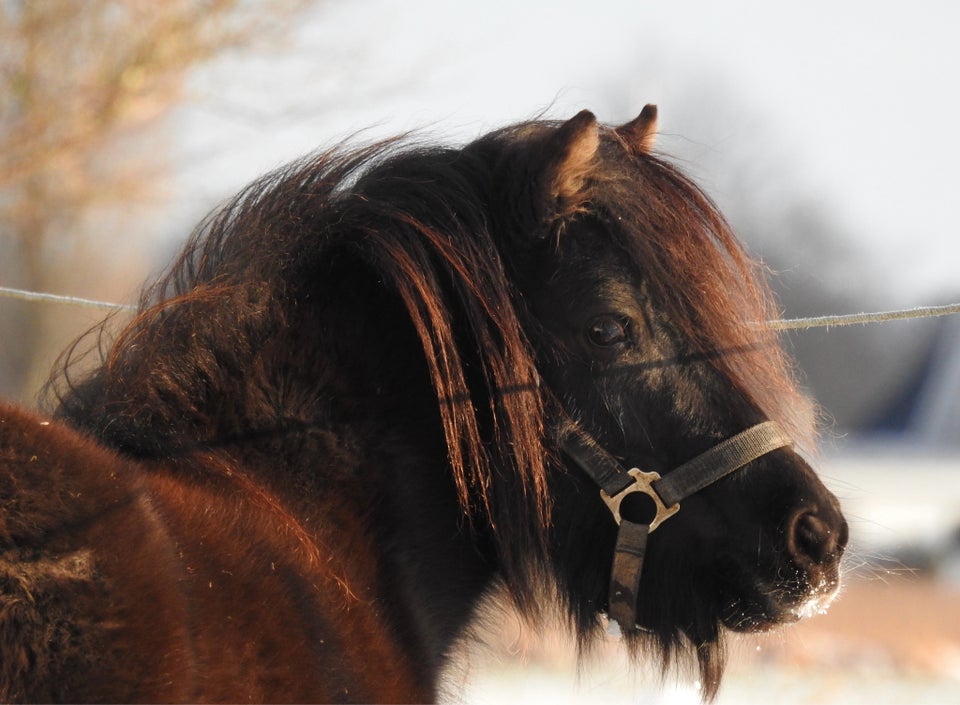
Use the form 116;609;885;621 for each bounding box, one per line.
764;302;960;330
0;285;137;312
1;283;959;330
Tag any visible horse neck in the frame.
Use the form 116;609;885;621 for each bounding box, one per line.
218;288;500;671
49;255;503;674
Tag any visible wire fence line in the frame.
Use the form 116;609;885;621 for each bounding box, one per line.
0;285;138;312
2;284;960;331
764;302;960;330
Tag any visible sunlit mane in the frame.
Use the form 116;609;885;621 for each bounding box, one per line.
603;148;815;448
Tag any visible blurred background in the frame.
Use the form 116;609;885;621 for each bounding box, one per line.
1;0;957;702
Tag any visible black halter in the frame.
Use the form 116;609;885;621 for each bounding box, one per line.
560;420;793;631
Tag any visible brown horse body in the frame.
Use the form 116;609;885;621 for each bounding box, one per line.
0;404;425;702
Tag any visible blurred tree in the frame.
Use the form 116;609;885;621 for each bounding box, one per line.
0;0;310;404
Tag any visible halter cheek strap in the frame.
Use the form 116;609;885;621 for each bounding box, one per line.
560;420;793;632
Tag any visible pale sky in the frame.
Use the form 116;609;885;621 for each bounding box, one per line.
174;0;960;303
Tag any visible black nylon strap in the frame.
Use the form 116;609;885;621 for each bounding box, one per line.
608;520;648;630
651;421;793;507
559;421;636;497
560;418;794;633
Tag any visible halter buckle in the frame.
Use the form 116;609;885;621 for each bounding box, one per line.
600;468;679;532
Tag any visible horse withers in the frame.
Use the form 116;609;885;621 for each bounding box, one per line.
0;107;846;702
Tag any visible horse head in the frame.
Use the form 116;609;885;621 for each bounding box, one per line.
468;108;848;696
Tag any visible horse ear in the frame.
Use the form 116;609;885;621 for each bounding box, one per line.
616;104;658;154
545;109;600;204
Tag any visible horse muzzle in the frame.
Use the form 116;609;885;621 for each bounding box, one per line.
722;486;848;633
560;419;825;633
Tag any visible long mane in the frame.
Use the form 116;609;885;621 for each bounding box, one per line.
50;139;552;601
602;145;814;446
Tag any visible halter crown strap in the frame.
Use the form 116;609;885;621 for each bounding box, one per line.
559;419;793;632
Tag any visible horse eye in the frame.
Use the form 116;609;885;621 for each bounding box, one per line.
587;316;629;348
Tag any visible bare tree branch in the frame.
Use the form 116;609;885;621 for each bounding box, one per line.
0;0;313;403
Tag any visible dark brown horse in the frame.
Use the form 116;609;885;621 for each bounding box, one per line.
0;107;846;702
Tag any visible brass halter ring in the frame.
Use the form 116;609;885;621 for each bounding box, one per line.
600;468;679;532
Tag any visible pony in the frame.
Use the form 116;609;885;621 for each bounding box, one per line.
0;107;847;702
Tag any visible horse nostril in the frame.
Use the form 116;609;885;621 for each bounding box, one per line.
787;509;843;567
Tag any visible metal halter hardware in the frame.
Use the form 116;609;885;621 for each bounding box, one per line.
560;420;793;632
600;468;679;531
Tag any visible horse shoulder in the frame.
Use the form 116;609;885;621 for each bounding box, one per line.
137;461;433;703
0;402;196;702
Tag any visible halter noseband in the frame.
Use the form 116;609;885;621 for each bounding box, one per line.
560;420;793;632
